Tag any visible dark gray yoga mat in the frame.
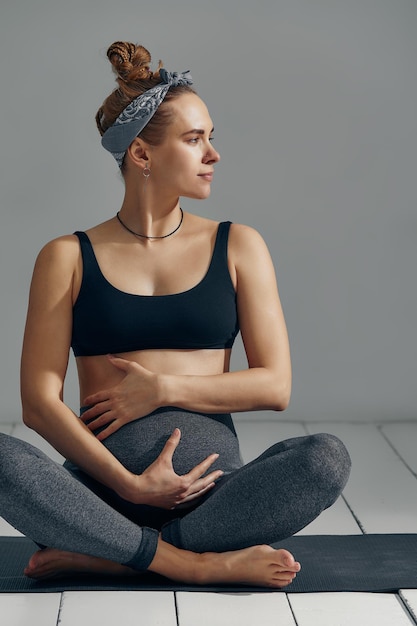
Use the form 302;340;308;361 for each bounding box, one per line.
1;534;416;593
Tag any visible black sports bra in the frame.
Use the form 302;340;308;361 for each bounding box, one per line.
71;221;239;357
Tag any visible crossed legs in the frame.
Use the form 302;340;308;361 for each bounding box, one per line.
0;431;350;587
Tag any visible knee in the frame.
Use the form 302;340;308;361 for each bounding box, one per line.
305;433;351;496
0;433;17;483
0;433;41;485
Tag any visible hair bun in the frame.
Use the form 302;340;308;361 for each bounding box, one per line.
107;41;137;64
107;41;155;83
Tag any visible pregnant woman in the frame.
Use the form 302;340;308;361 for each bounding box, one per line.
0;41;350;588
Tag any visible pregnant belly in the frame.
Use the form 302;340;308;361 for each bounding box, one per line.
100;407;243;476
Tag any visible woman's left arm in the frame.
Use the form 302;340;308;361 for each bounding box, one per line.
82;224;291;440
163;223;292;413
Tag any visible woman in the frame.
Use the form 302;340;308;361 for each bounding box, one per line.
0;42;350;588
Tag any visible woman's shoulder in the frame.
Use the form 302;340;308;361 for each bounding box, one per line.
36;233;81;261
32;234;84;287
228;221;263;239
228;222;270;258
36;215;114;258
186;214;264;241
186;216;269;264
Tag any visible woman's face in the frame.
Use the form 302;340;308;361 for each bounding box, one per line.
147;93;220;200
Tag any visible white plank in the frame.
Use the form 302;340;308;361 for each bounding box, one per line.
306;423;417;533
0;594;61;626
59;591;177;626
0;516;23;536
235;420;307;463
400;590;417;623
381;423;417;476
288;592;413;626
11;423;65;464
297;495;360;535
176;592;296;626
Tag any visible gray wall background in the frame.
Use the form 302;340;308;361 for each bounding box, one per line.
1;0;416;423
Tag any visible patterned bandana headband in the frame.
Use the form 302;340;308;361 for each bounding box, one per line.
101;68;193;167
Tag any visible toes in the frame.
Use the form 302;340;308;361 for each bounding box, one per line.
274;573;297;587
282;550;295;566
279;549;301;571
272;568;298;587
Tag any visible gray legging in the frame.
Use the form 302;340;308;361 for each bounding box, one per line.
0;408;351;571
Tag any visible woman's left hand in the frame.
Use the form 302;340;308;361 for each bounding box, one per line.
81;355;160;441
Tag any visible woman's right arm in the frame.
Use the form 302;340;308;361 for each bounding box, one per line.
20;237;220;508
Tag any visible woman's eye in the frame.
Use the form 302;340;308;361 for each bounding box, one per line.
188;135;214;145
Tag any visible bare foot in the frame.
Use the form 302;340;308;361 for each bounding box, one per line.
149;540;301;588
24;548;137;580
203;544;301;588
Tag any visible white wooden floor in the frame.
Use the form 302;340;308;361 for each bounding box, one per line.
1;419;417;626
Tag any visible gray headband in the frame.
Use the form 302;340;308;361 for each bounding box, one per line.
101;68;193;167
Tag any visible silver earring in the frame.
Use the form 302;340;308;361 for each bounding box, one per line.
143;164;151;191
143;164;151;180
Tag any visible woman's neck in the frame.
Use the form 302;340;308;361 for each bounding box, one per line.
117;196;182;240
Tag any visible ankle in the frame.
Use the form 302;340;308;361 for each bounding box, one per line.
147;538;204;584
196;551;230;585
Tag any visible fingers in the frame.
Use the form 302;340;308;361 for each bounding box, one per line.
151;430;224;506
175;477;219;505
185;452;221;483
183;468;223;497
80;411;122;440
82;357;132;406
106;354;132;371
158;428;182;463
96;420;123;441
82;394;110;412
80;405;114;429
172;466;224;506
160;431;219;477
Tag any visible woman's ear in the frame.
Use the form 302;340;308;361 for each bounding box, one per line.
126;138;150;170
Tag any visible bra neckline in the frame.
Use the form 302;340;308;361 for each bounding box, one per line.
77;222;226;299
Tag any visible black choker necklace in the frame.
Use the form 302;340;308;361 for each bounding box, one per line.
116;208;184;240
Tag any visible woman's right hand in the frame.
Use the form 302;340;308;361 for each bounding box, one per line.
122;428;224;509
